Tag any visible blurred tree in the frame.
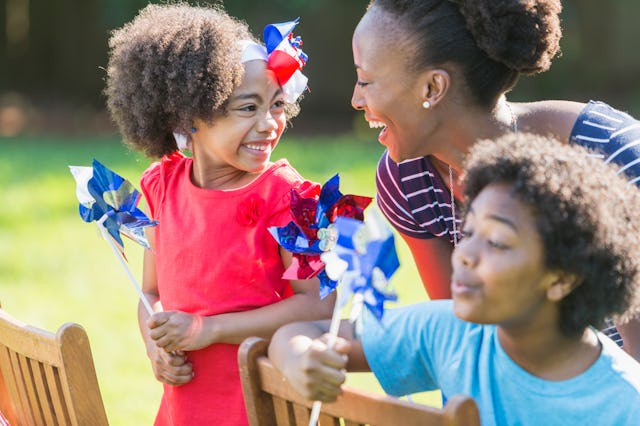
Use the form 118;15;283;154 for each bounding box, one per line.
0;0;638;134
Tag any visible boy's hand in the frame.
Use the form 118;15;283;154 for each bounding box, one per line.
148;346;193;386
148;311;210;352
283;334;350;402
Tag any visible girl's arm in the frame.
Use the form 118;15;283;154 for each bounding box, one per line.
402;234;454;300
147;249;336;352
267;318;370;401
140;230;193;386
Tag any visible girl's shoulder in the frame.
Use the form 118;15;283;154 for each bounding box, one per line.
264;159;320;195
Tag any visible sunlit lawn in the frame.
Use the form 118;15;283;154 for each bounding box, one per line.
0;133;437;425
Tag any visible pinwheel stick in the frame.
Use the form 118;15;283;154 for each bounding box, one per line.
308;289;343;426
96;216;154;316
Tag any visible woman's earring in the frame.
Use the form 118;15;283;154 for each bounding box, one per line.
422;100;431;109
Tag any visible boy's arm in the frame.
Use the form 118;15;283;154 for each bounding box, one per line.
267;318;370;401
147;249;336;351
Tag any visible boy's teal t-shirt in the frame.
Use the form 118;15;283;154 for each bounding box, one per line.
362;300;640;426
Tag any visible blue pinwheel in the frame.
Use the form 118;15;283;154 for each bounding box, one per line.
69;159;156;314
70;159;157;254
309;209;399;426
268;174;372;298
321;212;399;320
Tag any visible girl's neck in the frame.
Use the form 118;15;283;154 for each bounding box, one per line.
191;158;266;190
498;325;601;381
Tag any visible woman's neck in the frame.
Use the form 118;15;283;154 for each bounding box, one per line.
498;325;601;381
432;97;516;174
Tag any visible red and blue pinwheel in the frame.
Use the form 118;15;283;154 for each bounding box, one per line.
269;174;372;298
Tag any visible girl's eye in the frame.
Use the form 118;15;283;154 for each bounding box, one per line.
237;104;257;112
272;100;285;109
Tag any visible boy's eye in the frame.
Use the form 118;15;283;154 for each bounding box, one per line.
487;239;509;250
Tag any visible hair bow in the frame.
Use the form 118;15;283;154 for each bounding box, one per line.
241;18;308;103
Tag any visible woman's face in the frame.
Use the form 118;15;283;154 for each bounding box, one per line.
450;183;559;329
351;8;430;161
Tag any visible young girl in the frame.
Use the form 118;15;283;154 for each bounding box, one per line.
105;4;334;425
268;133;640;426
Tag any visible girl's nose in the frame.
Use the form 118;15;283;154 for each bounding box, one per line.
257;111;278;133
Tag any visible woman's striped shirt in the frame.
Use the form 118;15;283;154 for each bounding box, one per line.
375;101;640;347
376;100;640;242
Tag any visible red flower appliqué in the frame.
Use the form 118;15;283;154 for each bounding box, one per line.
236;195;265;227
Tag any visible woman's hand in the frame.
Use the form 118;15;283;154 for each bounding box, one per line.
148;311;211;352
281;334;351;402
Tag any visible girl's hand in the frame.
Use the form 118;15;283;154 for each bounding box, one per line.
148;311;210;352
283;334;350;402
147;346;193;386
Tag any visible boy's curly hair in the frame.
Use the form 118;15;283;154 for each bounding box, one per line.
463;133;640;337
105;3;300;159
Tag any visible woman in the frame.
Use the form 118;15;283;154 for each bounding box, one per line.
351;0;640;357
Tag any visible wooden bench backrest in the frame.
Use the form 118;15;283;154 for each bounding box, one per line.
0;307;109;426
238;336;481;426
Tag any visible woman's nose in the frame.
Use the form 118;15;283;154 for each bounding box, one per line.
351;84;365;110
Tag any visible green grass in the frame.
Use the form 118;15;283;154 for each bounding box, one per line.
0;133;438;425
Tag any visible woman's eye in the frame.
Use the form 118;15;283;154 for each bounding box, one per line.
460;229;473;239
356;80;370;87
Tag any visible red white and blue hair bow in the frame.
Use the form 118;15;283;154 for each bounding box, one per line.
240;18;308;103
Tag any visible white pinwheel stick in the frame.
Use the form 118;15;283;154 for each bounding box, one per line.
96;215;154;316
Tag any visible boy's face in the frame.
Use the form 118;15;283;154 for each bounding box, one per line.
451;183;560;329
192;60;287;174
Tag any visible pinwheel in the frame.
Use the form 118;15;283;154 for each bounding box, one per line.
309;209;399;426
268;174;372;298
69;159;157;314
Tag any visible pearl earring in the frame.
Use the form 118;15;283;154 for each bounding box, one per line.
422;100;431;109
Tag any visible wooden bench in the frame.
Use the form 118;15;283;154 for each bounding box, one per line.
0;306;109;425
238;336;481;426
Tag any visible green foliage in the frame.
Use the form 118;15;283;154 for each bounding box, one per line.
0;135;438;425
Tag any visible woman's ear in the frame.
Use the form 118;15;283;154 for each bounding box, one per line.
420;68;450;108
546;272;582;302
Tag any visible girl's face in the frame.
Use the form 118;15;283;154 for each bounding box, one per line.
351;8;429;162
451;183;559;329
192;60;286;174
